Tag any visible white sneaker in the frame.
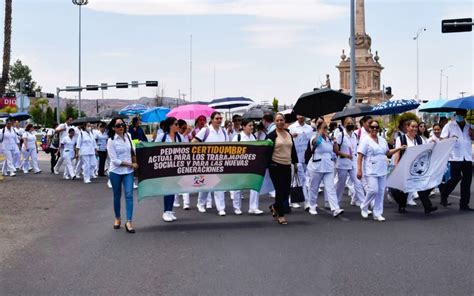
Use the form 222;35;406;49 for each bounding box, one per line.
218;210;226;216
53;168;59;175
249;209;264;215
84;180;91;184
107;180;112;189
368;210;373;215
64;175;70;180
183;205;190;211
413;192;419;199
309;208;318;215
407;200;417;206
269;191;276;198
318;188;323;193
197;204;206;213
234;209;243;215
361;210;369;219
291;203;301;209
9;172;16;177
23;170;28;174
92;174;98;179
333;209;344;217
162;212;174;222
170;212;177;221
133;183;138;189
373;215;386;222
206;202;212;209
173;202;181;208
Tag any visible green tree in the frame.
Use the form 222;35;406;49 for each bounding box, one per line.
45;107;54;127
60;100;85;122
0;0;12;95
8;59;41;94
272;97;279;112
28;98;49;126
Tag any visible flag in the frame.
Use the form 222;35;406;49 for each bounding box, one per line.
386;138;456;192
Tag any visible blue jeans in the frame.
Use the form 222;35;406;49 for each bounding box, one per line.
164;195;175;212
109;172;134;221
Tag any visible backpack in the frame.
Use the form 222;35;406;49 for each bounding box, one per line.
0;128;4;143
202;127;227;142
304;136;321;165
399;134;423;159
336;126;345;149
161;133;182;143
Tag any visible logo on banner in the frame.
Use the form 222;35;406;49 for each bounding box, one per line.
193;175;206;187
410;150;432;176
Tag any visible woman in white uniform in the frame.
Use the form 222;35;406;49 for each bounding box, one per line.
1;118;19;176
95;122;109;177
60;128;77;180
334;117;364;206
232;118;263;215
21;124;41;174
76;123;98;184
155;117;182;222
306;121;344;217
174;119;191;210
192;111;229;216
357;121;405;221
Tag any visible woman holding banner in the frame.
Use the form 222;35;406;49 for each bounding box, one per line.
266;113;298;225
232;118;263;215
192;111;229;216
155;117;182;222
392;120;438;215
107;118;138;233
357;121;405;222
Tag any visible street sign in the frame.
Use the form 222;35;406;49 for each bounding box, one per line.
116;82;128;89
442;18;473;33
146;81;158;87
66;86;82;92
15;94;30;111
131;81;139;88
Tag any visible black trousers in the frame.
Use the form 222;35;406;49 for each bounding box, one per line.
268;161;292;217
98;151;108;176
391;188;433;211
441;160;472;208
49;148;58;173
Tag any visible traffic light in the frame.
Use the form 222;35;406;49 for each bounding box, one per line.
46;93;55;98
86;85;99;91
146;81;158;87
116;82;129;89
131;81;139;88
442;18;472;33
385;86;392;96
101;83;108;90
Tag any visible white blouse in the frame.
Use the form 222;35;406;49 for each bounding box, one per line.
107;133;135;175
357;136;389;177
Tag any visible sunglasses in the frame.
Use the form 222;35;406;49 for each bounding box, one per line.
115;123;126;128
214;117;223;120
370;125;380;130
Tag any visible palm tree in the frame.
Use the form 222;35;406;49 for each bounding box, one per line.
0;0;12;96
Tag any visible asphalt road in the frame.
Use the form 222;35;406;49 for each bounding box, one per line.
0;161;473;296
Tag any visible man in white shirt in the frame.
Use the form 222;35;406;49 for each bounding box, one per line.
192;111;229;216
289;115;313;209
440;111;474;211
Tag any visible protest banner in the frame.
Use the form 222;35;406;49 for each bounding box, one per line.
136;141;273;201
386;138;456;192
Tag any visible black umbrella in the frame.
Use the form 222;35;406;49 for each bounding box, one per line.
242;106;273;120
331;103;373;121
71;117;103;126
8;112;31;122
293;88;352;119
98;108;120;119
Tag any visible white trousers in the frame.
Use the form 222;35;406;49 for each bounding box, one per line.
2;149;16;174
54;148;65;172
360;176;386;217
336;169;365;204
75;157;83;176
13;147;21;168
198;191;225;211
64;157;76;178
175;193;190;207
307;171;340;211
232;190;259;211
80;155;95;182
21;148;40;173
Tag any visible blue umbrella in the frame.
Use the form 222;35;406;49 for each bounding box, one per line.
141;107;170;123
8;112;31;121
119;104;148;116
418;99;449;113
368;99;419;116
441;96;474;110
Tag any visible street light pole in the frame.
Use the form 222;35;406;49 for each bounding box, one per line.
349;0;356;106
439;65;453;98
72;0;88;118
413;27;426;101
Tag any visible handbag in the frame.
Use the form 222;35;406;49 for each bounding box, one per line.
290;170;305;203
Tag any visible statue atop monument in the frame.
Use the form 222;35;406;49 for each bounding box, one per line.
321;74;331;89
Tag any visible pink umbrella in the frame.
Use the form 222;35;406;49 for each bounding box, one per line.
167;104;216;120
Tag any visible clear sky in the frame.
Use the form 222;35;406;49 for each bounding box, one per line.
2;0;473;105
